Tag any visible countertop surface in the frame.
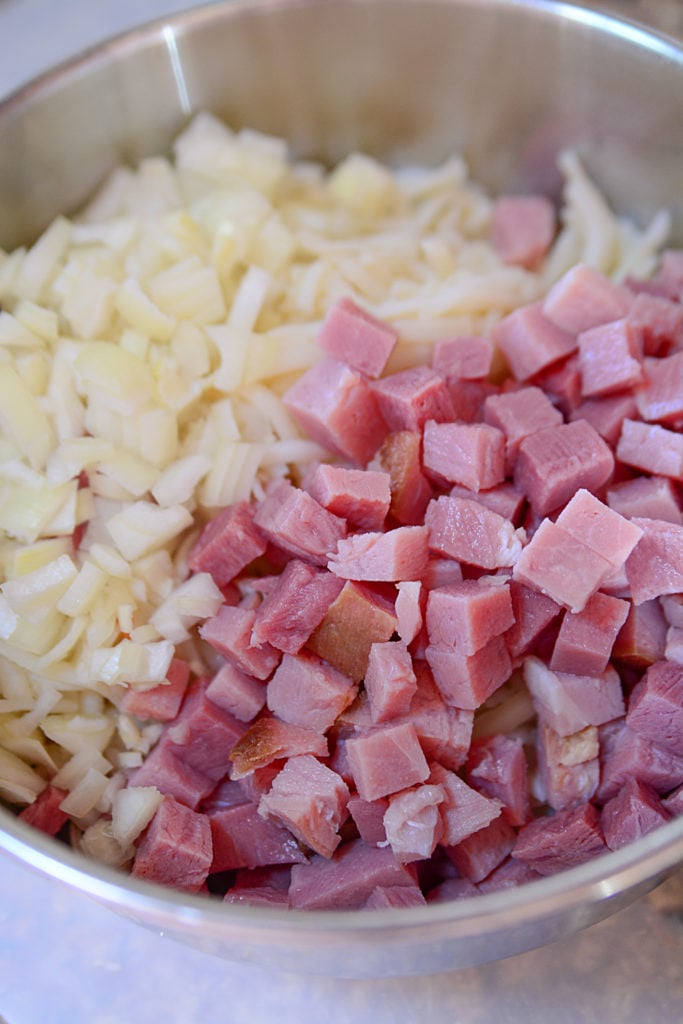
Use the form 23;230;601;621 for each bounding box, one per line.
0;2;682;1022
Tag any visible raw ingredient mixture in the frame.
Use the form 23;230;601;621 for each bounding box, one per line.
1;113;681;908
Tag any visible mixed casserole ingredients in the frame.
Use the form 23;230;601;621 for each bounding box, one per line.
1;114;682;908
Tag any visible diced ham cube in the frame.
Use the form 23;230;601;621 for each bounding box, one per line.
550;592;630;677
483;386;563;470
504;580;562;662
253;479;347;567
607;476;682;525
512;518;614;614
371;365;454;431
467;734;530;826
328;525;430;582
346;721;430;801
394;663;474;771
250;559;344;655
511;803;607;876
477;857;543;893
164;683;248;781
259;754;349;858
422;420;505;492
536;721;600;811
283;356;388;465
533;354;583;416
305;463;391;531
364;640;417;724
597;724;683;802
19;785;68;836
306;580;397;682
612;598;668;666
616;419;683;481
514;420;614;517
426;577;514;656
432;334;493;380
427;877;479;902
666;626;683;665
449;481;526;524
347;794;388;845
661;595;683;629
448;378;499;422
523;657;625;736
555;489;643;572
426;634;512;710
395;580;422;645
542;263;631;334
600;776;671;851
445;814;516;882
365;884;427;908
204;663;265;723
570;393;638;447
376;429;434;527
229;716;329;779
120;657;190;723
635;351;683;423
626;660;683;756
130;741;215;809
425;495;524;570
627;292;683;356
288;839;417;909
429;762;502;846
266;651;357;733
577;318;643;397
208;800;308;871
224;865;291;907
422;556;464;590
199;605;280;680
625;518;683;604
316;297;397;378
132;797;212;893
492;194;555;270
187;501;267;587
492;302;576;381
383;783;445;862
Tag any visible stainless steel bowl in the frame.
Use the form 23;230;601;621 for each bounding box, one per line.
0;0;682;979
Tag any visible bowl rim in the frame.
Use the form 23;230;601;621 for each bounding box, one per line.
0;0;682;944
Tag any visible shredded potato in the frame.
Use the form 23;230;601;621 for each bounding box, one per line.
0;112;668;858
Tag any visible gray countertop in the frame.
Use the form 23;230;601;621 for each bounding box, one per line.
0;2;682;1022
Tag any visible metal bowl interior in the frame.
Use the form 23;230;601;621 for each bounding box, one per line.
0;0;682;979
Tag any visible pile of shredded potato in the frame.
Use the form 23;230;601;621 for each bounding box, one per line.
0;112;669;860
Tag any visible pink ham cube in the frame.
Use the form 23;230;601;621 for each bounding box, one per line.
514;419;614;517
306;580;397;682
205;662;266;723
600;775;671;851
259;754;349;859
365;884;427;908
627;292;683;356
266;651;357;733
597;724;683;802
483;385;563;469
425;495;524;569
253;479;347;567
132;797;212;893
492;302;576;381
288;839;417;909
607;475;682;525
347;794;389;845
346;721;430;801
491;194;555;270
426;577;514;655
304;463;391;531
229;716;329;780
364;640;418;724
625;518;683;604
612;599;668;666
445;814;516;882
536;721;600;811
626;660;683;756
376;430;434;526
542;263;631;334
523;657;625;736
316;297;397;378
504;580;562;662
511;802;607;876
432;334;493;380
467;734;530;826
550;591;630;677
426;633;512;710
635;351;683;423
616;419;683;481
250;559;344;655
208;800;307;871
577;318;643;397
200;605;281;680
429;762;502;847
19;785;69;837
188;501;267;587
283;356;388;465
328;525;430;582
554;489;643;572
570;393;638;447
422;420;506;492
371;365;454;432
121;657;191;723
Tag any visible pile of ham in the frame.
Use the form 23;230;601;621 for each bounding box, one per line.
25;240;683;909
2;113;681;910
